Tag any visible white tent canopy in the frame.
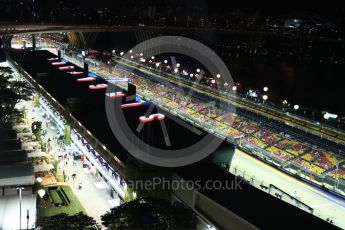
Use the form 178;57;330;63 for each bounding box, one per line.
28;150;46;158
34;164;54;172
17;132;34;138
22;141;40;151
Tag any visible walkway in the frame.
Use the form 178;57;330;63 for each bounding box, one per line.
21;99;120;227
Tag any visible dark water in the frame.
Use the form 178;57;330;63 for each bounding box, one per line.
224;55;345;115
90;32;345;117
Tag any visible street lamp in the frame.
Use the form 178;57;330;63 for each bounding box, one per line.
164;60;168;64
262;95;268;103
196;68;200;73
151;56;155;60
38;189;46;198
129;50;133;53
17;187;24;230
263;86;269;92
155;63;160;67
107;61;111;72
120;52;124;56
174;68;178;73
232;86;237;91
36;177;42;183
216;74;221;78
176;63;180;68
323;112;338;120
294;104;299;110
211;79;216;84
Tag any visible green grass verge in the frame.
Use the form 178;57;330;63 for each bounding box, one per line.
39;186;86;218
50;189;63;204
55;174;64;182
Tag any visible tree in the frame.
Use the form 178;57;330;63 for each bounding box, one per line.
64;123;71;145
124;186;135;202
38;212;97;230
101;197;197;230
0;72;32;123
31;121;42;140
34;92;40;107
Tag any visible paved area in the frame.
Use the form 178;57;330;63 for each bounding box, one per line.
0;190;36;230
20;99;120;226
63;159;115;224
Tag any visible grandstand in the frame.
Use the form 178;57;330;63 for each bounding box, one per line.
118;64;345;186
62;51;345;193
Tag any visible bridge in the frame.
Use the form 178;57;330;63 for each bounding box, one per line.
1;22;343;42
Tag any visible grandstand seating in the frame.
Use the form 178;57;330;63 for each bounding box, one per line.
294;158;325;174
245;135;267;148
331;168;345;180
315;153;343;170
266;146;293;161
126;70;345;183
301;153;316;162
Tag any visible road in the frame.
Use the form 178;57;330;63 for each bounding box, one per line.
230;148;345;229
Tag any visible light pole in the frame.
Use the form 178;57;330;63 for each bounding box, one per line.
282;99;288;109
17;187;24;230
26;209;30;230
38;189;46;199
294;104;299;114
107;61;111;72
50;11;53;23
335;162;340;189
262;95;268;104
